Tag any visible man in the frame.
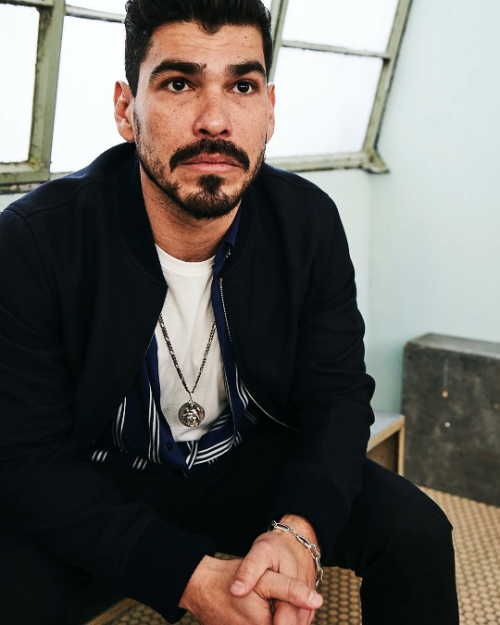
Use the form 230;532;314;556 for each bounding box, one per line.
0;1;459;624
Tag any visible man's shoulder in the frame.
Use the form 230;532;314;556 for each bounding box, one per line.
2;143;135;225
254;163;340;224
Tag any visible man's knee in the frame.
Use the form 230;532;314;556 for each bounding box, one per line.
360;462;454;560
378;485;454;567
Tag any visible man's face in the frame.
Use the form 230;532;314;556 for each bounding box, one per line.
121;21;275;220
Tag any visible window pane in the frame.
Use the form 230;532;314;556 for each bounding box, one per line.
283;0;399;53
51;17;126;173
66;0;126;14
0;5;39;163
266;48;382;158
262;0;273;10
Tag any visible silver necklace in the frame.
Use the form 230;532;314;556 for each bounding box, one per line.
158;313;217;428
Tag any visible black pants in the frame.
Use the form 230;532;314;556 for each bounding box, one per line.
1;419;459;624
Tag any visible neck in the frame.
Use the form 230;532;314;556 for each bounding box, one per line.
140;170;238;262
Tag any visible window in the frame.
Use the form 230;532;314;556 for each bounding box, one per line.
268;0;412;172
51;15;125;173
0;0;412;188
0;0;126;187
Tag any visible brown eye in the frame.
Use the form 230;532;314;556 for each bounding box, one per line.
168;79;189;92
234;81;253;94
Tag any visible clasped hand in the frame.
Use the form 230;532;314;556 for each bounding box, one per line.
180;523;322;624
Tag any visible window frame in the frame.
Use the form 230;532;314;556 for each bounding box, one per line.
0;0;124;189
0;0;412;191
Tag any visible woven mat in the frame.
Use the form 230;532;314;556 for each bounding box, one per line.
100;487;500;624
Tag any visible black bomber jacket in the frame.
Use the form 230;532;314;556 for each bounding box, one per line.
0;143;375;622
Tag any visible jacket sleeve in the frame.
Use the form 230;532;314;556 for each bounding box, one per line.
269;201;376;561
0;207;214;623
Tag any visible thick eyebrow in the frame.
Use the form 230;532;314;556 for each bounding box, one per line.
148;60;206;84
226;61;267;80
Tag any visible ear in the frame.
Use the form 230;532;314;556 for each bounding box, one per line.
114;81;135;142
266;83;276;144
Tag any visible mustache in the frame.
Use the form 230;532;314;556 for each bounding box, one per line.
170;139;250;172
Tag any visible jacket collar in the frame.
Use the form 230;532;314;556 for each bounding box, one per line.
117;148;166;286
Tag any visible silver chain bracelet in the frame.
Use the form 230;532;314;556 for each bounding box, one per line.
268;520;324;588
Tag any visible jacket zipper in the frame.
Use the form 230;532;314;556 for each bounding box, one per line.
146;291;168;357
145;330;155;356
219;277;232;343
145;308;161;357
219;277;295;431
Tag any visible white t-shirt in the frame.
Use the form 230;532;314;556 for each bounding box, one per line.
154;246;227;442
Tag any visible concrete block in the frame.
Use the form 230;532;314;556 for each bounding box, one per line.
402;333;500;505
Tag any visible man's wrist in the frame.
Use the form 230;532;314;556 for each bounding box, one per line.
179;554;215;612
270;517;324;589
278;514;319;549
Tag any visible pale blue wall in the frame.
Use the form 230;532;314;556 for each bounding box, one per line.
366;0;500;412
0;194;23;211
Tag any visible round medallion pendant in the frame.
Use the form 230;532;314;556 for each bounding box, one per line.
179;401;205;428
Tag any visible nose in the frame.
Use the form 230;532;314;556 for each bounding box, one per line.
193;91;231;138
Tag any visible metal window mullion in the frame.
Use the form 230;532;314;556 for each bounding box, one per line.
269;0;281;38
65;5;124;23
267;152;366;173
281;39;391;61
269;0;289;82
28;0;65;176
362;0;413;170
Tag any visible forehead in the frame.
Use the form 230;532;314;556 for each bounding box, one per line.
143;21;266;70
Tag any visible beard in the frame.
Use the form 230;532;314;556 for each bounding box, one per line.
134;114;265;221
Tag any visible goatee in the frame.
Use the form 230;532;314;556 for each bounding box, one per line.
134;115;264;221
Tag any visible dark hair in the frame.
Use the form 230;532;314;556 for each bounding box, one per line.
124;0;273;96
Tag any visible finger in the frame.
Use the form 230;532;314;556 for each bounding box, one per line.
273;599;301;625
230;542;274;597
274;598;313;625
256;570;323;611
269;595;317;625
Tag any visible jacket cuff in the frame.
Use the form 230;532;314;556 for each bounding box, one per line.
268;468;349;563
118;517;216;623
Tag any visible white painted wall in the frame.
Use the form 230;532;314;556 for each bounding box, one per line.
367;0;500;412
